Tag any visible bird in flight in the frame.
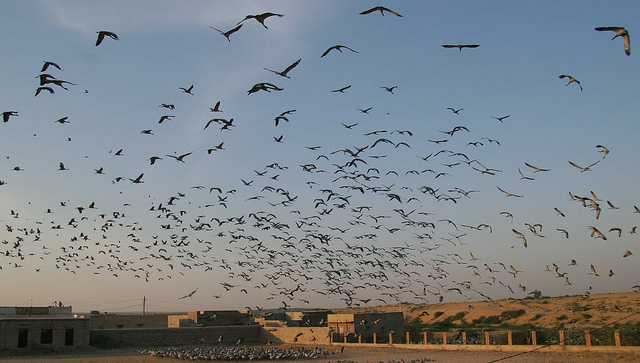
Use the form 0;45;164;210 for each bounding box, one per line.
41;61;62;72
274;110;295;127
358;107;373;114
595;27;631;56
441;44;480;53
177;289;198;300
236;12;284;29
166;153;192;163
95;31;119;47
497;186;523;198
54;116;70;125
588;226;607;240
595;145;610;159
359;6;403;17
556;228;569;239
446;107;463;115
518;168;534;181
493;115;511;122
158;115;175;124
179;85;194;95
35;86;54;96
380;85;398;94
129;173;144;184
247;82;283;95
210;101;222;113
264;58;301;79
204;118;232;130
321;45;359;58
331;84;352;93
568;160;600;173
210;24;243;42
2;111;18;123
558;75;583;92
524;162;550;173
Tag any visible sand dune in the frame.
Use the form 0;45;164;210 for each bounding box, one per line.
340;292;640;330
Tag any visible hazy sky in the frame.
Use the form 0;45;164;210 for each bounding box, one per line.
0;1;638;313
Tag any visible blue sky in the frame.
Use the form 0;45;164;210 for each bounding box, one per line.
0;1;638;312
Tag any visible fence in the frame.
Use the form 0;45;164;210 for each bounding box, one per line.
328;329;640;353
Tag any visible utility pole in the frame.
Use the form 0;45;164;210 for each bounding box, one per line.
142;296;146;317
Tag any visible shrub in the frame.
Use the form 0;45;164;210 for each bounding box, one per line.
530;314;543;321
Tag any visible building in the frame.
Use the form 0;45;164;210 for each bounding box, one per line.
89;312;170;330
300;310;331;327
255;310;331;328
254;317;288;328
167;314;195;328
285;310;331;327
0;306;89;352
328;312;404;338
167;310;250;328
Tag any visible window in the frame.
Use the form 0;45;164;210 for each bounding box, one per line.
65;329;74;346
18;329;28;348
40;329;53;344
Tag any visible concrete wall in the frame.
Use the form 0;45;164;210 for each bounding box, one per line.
0;306;72;316
89;325;262;348
167;315;194;328
0;308;16;316
301;311;330;327
354;312;405;337
331;342;640;354
189;310;249;326
0;318;90;351
14;307;50;316
255;318;288;328
262;327;331;345
89;314;169;330
328;312;405;338
328;314;356;335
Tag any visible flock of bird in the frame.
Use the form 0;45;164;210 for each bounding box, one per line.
141;345;336;361
1;5;638;311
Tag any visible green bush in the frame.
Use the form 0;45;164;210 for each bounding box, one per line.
530;314;543;321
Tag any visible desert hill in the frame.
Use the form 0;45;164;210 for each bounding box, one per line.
339;292;640;330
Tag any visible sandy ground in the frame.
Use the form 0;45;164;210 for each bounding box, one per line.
0;346;639;363
344;292;640;330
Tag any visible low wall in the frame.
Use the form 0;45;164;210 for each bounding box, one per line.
262;327;330;345
331;342;640;354
89;314;169;330
90;325;262;348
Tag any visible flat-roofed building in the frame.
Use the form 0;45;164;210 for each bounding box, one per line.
167;314;195;328
89;312;170;329
328;312;404;339
0;306;89;352
300;310;330;327
167;310;250;328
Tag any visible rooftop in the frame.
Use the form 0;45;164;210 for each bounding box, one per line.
0;315;87;321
